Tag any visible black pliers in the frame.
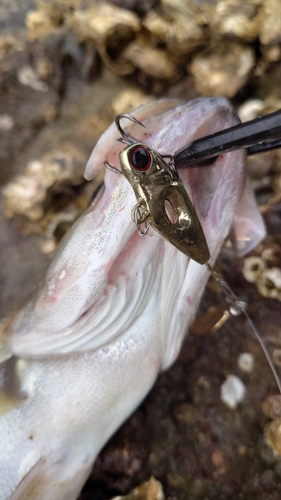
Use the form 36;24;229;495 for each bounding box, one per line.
174;109;281;169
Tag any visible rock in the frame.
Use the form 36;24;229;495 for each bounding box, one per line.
237;352;255;373
111;88;152;116
220;375;246;409
123;41;177;80
0;114;14;131
272;350;281;368
0;35;22;58
26;10;59;40
143;2;205;56
189;42;255;98
262;395;281;419
110;477;164;500
3;146;85;222
259;0;281;62
238;99;265;122
265;418;281;455
17;65;48;92
211;448;228;477
68;3;140;75
211;0;259;42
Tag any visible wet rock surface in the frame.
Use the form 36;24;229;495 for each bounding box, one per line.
1;1;281;499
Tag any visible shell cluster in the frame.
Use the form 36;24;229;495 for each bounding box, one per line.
24;0;281;96
243;256;281;301
2;0;281;240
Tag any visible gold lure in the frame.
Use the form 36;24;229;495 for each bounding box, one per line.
105;114;210;265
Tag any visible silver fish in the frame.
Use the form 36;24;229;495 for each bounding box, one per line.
0;98;265;500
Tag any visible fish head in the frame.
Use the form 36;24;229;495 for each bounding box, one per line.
7;98;265;370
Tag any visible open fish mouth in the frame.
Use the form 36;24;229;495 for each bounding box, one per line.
7;98;264;368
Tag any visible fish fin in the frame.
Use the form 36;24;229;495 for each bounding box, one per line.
10;459;45;500
10;457;91;500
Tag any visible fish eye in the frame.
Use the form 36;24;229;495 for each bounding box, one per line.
129;146;152;171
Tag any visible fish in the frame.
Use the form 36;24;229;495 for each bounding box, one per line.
0;98;265;500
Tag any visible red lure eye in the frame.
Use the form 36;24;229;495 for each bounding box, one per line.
129;146;152;171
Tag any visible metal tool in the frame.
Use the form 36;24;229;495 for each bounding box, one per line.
174;108;281;169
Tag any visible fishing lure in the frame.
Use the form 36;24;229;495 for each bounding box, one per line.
105;114;210;265
105;113;281;394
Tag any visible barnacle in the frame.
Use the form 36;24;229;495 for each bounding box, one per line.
264;418;281;456
243;257;281;302
242;256;266;283
257;268;281;300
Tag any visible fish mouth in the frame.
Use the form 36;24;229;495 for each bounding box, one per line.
8;98;247;359
8;149;242;359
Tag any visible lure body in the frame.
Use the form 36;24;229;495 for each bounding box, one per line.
0;98;265;500
120;142;210;264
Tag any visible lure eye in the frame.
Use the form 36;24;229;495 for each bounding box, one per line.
129;146;152;171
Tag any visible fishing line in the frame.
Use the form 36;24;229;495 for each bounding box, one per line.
206;262;281;394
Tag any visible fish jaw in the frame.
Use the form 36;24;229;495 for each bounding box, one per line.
8;97;256;364
0;98;266;499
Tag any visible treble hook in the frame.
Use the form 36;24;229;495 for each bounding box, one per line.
104;161;123;175
104;114;147;174
131;200;149;236
115;114;146;145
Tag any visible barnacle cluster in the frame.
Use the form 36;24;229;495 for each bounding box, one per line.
3;148;84;221
111;477;164;500
24;0;281;97
2;146;87;254
263;395;281;455
2;0;281;235
243;256;281;302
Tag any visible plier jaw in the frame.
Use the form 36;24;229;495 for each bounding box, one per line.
174;109;281;169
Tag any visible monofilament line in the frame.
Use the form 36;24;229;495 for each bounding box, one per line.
206;262;281;395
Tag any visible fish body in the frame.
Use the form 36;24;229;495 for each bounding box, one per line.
0;98;265;499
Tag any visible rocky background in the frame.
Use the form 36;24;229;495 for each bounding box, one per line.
1;1;281;499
